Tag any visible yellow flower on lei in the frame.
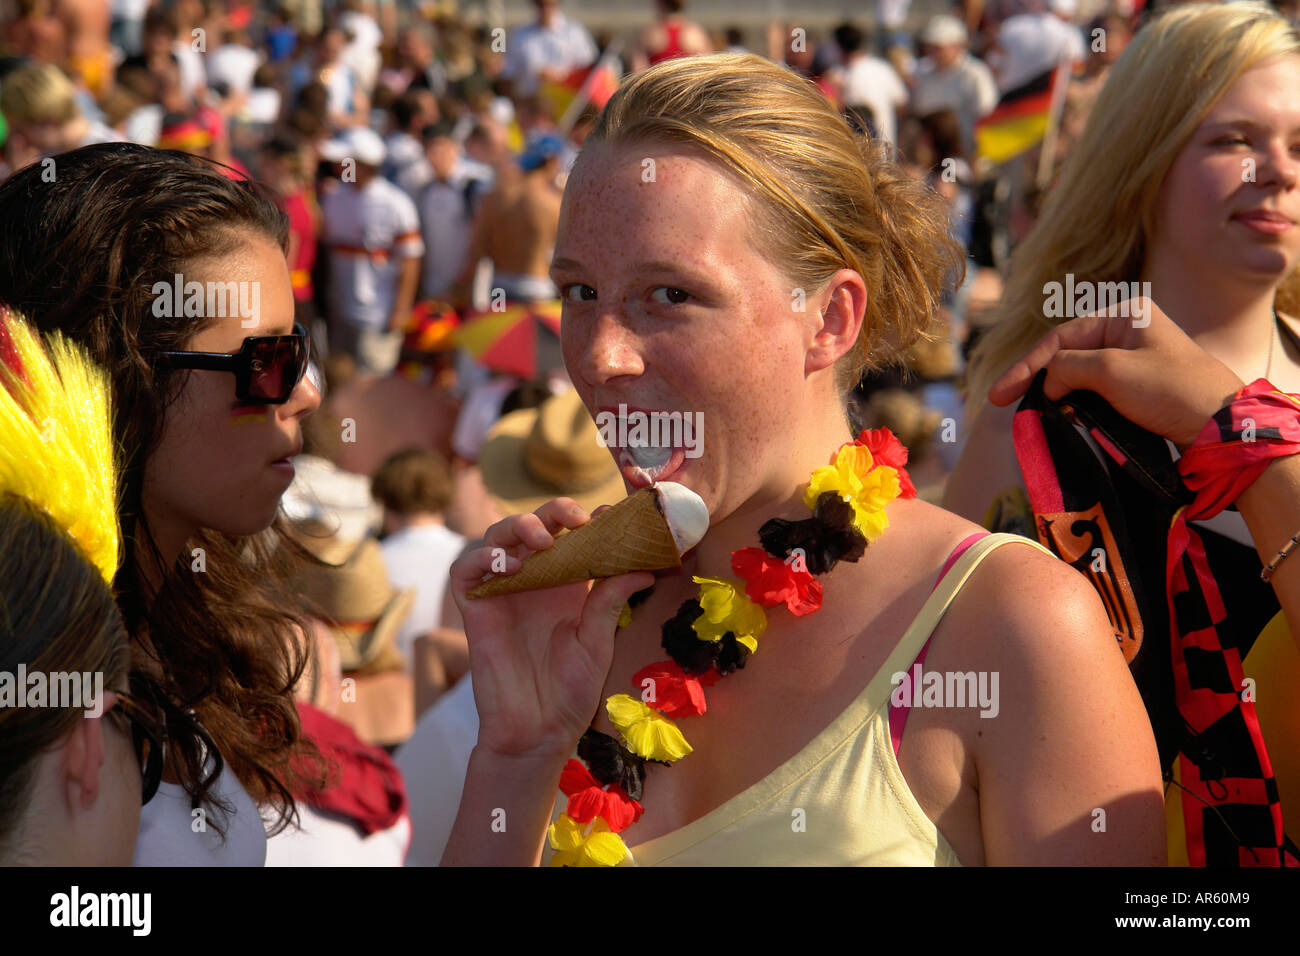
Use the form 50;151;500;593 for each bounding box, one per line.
691;576;766;651
606;693;693;762
547;813;630;867
803;444;901;541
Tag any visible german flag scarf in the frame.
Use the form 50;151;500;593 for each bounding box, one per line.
1013;372;1299;866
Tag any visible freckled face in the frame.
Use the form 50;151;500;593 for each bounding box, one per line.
143;232;320;538
553;140;814;519
1153;55;1300;283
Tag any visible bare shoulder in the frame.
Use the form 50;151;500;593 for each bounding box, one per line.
887;494;1122;689
946;526;1112;662
886;501;1165;863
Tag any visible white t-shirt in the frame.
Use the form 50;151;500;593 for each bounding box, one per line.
208;43;262;97
264;803;411;866
123;103;163;146
174;42;207;101
451;377;518;462
340;10;383;51
502;14;598;98
379;523;467;669
133;756;266;865
322;177;424;328
992;13;1085;93
243;87;281;125
877;0;912;29
910;53;1000;152
394;675;478;866
416;161;492;299
839;54;908;145
112;0;149;18
340;11;383;94
384;130;424;186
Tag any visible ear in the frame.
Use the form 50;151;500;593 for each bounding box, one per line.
62;694;115;812
804;269;868;376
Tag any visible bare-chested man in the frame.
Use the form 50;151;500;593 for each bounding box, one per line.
454;136;564;306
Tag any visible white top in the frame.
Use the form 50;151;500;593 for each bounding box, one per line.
208;43;263;97
340;10;383;51
242;87;282;125
112;0;149;18
451;377;518;461
124;103;163;146
394;675;478;866
379;523;468;669
501;14;598;98
341;15;382;95
133;757;266;866
174;42;207;101
322;177;424;328
910;53;999;152
415;160;493;298
992;13;1085;93
383;130;424;186
876;0;912;29
264;803;411;866
838;54;908;145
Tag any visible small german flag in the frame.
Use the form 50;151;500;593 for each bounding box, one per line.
975;68;1063;165
540;58;621;125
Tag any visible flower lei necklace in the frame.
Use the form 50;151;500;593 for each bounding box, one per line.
546;427;917;866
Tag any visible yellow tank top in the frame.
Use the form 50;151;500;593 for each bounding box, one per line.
542;532;1053;866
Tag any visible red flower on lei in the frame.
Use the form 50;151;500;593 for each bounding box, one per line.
631;661;720;719
847;427;916;499
730;547;824;615
558;759;644;832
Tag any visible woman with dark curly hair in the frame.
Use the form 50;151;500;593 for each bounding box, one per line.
0;142;323;863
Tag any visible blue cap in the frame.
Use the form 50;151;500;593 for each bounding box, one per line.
518;133;565;172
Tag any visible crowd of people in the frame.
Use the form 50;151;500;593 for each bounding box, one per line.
1;0;1299;871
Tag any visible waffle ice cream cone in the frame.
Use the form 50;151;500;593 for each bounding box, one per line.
468;486;690;599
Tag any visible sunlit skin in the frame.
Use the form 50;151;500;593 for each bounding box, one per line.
141;232;320;590
442;139;1166;866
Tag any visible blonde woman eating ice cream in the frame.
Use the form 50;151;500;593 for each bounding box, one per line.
441;53;1166;867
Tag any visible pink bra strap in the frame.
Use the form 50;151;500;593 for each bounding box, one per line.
888;532;990;758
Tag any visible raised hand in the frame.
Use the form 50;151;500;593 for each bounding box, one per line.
989;297;1246;449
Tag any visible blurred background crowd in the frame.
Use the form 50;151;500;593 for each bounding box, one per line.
4;0;1297;863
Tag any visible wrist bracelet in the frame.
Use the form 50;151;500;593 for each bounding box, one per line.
1261;528;1300;583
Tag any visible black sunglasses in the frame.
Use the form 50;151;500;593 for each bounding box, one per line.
152;323;310;405
110;687;168;806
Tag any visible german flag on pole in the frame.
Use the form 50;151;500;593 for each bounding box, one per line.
975;65;1067;165
541;53;621;127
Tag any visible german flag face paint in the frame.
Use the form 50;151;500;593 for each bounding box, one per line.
230;402;272;425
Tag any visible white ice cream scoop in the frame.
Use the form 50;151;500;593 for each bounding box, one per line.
654;481;709;554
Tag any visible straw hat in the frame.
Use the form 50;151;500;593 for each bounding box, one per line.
477;387;628;516
289;524;414;674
